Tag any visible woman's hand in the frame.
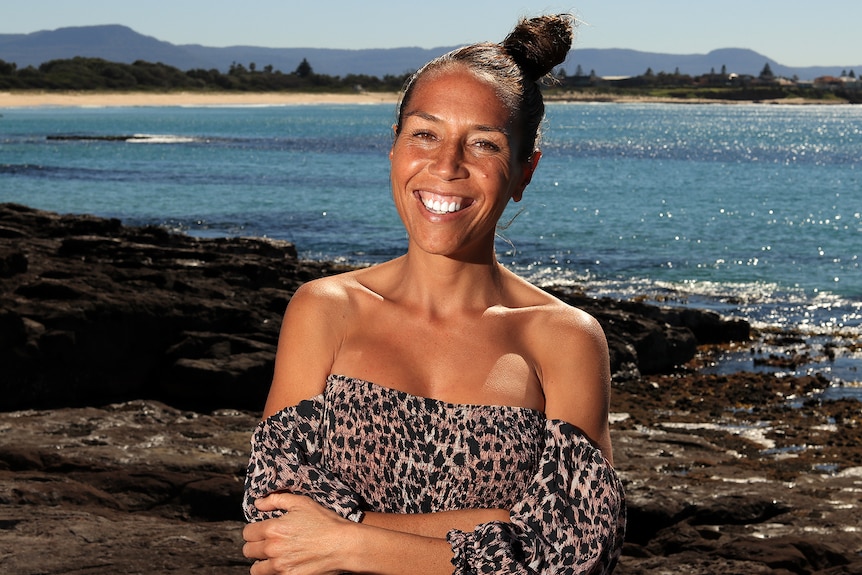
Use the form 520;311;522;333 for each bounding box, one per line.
242;493;355;575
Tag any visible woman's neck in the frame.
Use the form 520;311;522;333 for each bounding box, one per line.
385;250;510;319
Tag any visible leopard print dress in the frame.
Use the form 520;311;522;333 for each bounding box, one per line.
244;374;626;574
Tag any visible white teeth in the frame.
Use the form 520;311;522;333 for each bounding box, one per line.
422;197;462;214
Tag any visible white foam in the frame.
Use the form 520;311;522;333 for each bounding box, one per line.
127;134;200;144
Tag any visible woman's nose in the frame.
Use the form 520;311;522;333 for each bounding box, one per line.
428;140;468;180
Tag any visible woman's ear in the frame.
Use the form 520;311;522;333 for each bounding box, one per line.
389;124;399;160
512;151;541;202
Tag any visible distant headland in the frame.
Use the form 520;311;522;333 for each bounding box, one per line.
1;24;860;80
1;25;859;105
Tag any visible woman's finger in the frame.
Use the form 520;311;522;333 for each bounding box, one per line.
254;491;305;512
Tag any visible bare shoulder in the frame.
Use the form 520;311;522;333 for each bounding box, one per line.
504;270;606;349
262;270;369;416
284;268;376;320
289;269;357;304
513;279;613;460
542;295;606;350
521;290;608;372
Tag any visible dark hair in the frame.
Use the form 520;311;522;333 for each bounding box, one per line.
395;14;574;160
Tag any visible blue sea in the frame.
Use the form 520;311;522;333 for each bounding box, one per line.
1;101;860;394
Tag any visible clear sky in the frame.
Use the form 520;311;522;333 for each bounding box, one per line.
2;0;860;67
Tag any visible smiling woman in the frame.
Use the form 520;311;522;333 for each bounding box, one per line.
389;69;538;261
241;14;625;575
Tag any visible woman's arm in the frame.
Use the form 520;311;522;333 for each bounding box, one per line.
536;305;614;462
262;279;348;417
361;507;510;538
244;494;457;575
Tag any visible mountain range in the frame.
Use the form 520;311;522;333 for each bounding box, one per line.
0;24;857;81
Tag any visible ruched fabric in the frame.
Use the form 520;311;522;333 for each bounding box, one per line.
446;421;626;574
244;374;625;574
243;394;366;523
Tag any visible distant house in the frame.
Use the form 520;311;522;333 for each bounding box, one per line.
814;76;849;90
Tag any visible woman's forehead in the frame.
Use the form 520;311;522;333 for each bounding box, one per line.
405;67;515;120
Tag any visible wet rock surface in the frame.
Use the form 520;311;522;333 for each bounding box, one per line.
1;203;860;574
1;203;349;412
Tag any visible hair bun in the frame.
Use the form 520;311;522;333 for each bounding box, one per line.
501;15;574;82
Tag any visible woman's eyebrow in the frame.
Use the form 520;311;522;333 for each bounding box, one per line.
403;110;510;136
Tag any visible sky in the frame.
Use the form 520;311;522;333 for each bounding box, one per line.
2;0;860;68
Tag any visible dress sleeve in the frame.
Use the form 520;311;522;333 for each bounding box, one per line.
446;420;626;575
243;395;366;523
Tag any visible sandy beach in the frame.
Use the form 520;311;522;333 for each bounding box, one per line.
0;90;400;108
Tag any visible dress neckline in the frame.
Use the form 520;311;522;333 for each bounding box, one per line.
326;373;545;417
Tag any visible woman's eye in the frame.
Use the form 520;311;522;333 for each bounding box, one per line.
474;140;501;152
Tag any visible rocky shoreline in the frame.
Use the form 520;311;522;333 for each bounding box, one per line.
1;203;860;574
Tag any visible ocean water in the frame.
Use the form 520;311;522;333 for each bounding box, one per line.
1;102;860;392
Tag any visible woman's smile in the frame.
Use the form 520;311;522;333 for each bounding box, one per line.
416;191;473;215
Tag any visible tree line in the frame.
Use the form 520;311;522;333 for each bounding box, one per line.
0;55;858;103
557;62;860;103
0;57;410;93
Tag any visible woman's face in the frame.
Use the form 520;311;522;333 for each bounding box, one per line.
389;67;538;262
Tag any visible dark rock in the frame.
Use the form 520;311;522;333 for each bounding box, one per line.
545;287;748;376
623;489;693;545
0;401;256;574
716;536;840;573
0;310;27;348
0;248;28;276
16;279;85;300
182;476;247;522
0;225;27;239
688;494;791;526
646;521;720;556
0;203;346;412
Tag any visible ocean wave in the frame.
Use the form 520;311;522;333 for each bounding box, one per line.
42;133;207;144
126;134;202;144
519;266;861;335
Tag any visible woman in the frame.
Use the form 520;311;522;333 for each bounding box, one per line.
242;14;625;575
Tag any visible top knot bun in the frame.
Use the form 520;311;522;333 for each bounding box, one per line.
501;15;574;83
395;13;577;159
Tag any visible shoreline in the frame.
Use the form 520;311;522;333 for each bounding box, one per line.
0;90;401;108
0;89;847;108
